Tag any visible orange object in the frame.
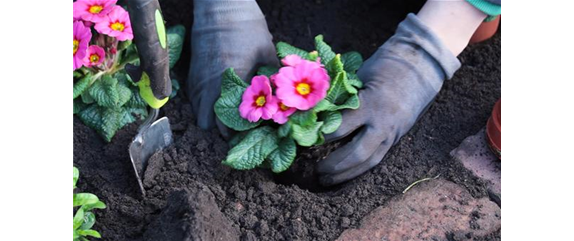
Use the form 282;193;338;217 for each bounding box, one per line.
486;99;501;159
470;16;500;44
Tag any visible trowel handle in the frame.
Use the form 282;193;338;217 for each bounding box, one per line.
126;0;171;101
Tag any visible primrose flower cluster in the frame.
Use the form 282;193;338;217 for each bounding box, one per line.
73;0;187;142
240;55;330;124
73;0;133;70
215;35;364;173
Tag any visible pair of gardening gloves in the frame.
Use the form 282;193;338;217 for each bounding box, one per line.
187;0;460;186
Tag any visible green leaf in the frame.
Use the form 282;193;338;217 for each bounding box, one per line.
229;131;249;148
80;212;96;230
125;87;148;109
341;51;363;73
314;35;336;65
315;132;325;145
277;121;292;138
89;75;120;108
120;106;147;128
167;25;186;69
341;94;360;110
78;105;122;142
313;99;337;112
223;127;279;170
257;66;279;78
321;111;342;134
326;72;349;104
326;54;344;77
74;98;86;115
74;73;92;99
73;167;79;188
215;68;261;131
73;207;85;230
347;72;364;88
83;200;106;210
77;229;101;238
117;40;132;51
81;89;95;104
117;83;132;107
221;68;248;93
291;121;324;147
268;138;297;173
73;193;99;207
276;42;310;59
289;110;317;127
121;43;140;66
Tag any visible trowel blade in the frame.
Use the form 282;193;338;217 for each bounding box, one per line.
129;116;173;196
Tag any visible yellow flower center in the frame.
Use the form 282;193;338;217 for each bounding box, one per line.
90;54;100;64
255;95;266;107
89;5;103;14
280;103;290;111
110;22;125;32
73;39;79;55
296;83;311;96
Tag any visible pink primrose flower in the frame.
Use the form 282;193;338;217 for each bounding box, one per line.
272;101;297;124
73;0;117;23
83;45;106;67
73;21;92;70
94;6;133;41
274;56;330;110
239;76;279;122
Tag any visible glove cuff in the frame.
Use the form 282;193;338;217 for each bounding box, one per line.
193;0;265;26
466;0;501;21
396;13;462;80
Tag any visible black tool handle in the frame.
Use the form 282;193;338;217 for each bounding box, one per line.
127;0;171;100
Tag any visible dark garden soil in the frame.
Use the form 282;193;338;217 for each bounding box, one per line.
74;0;501;240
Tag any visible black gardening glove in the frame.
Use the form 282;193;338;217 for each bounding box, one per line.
317;14;462;186
187;0;279;135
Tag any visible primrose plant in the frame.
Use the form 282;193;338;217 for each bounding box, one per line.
215;35;364;172
73;0;185;142
73;167;106;241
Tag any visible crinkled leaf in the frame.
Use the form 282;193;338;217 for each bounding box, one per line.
74;73;92;99
314;35;336;65
276;42;310;59
229;131;249;148
347;72;364;88
221;68;248;93
313;99;337;112
167;25;186;68
126;87;148;109
341;51;363;73
343;79;358;94
341;94;360;110
277;121;292;138
74;98;86;115
117;83;132;107
289;110;317;127
326;72;349;104
81;88;95;104
78;105;122;142
326;54;343;77
268;138;296;173
291;121;324;147
89;75;120;108
257;66;279;78
215;68;261;131
321;111;342;134
120;107;147;128
223;127;279;170
73;193;99;207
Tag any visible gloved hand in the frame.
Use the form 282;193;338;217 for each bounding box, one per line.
317;14;461;186
187;0;279;134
